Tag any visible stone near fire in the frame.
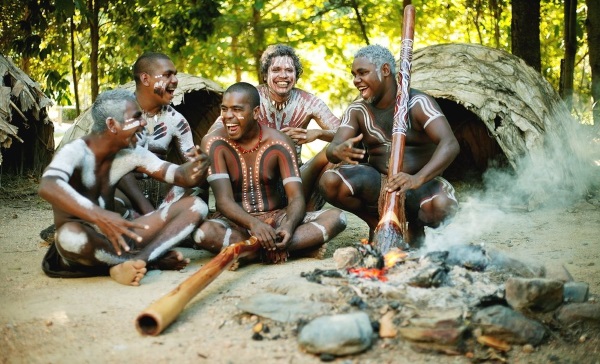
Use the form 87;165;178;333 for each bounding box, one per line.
333;247;362;269
505;277;564;312
237;293;331;323
472;305;547;346
555;303;600;327
563;282;590;303
297;311;373;356
397;308;467;354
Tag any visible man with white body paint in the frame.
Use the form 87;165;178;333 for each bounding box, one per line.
320;45;460;247
39;89;209;286
116;52;203;216
208;44;340;211
196;82;346;265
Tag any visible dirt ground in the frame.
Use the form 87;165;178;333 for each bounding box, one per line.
1;175;599;364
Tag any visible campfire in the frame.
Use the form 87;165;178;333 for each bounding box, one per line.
282;238;600;361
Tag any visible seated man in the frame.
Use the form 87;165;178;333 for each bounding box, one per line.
208;45;341;211
39;89;209;286
320;45;460;247
195;82;346;264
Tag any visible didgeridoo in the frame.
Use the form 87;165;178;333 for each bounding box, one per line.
135;236;260;336
373;5;416;254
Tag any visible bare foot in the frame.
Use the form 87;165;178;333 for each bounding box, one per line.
293;243;328;260
109;260;147;286
149;250;190;271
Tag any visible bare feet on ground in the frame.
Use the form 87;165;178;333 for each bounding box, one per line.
149;250;190;271
109;260;147;286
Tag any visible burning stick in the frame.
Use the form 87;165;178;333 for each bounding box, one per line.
135;236;260;336
373;5;416;254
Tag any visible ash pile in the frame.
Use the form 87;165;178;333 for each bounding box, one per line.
236;241;600;362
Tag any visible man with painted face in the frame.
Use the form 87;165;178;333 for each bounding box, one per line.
116;52;202;215
39;89;210;286
320;45;460;247
196;82;346;265
208;45;340;211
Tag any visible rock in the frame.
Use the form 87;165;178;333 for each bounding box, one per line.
237;293;331;323
505;277;563;312
298;311;373;356
562;282;589;303
473;305;546;346
555;303;600;326
333;247;362;269
397;308;467;354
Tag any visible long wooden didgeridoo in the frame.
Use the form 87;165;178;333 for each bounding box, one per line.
372;5;416;254
135;236;260;336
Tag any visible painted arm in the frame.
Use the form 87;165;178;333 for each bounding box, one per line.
386;95;459;193
326;107;365;164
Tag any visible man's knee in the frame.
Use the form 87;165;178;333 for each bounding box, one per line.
318;172;341;200
419;195;457;227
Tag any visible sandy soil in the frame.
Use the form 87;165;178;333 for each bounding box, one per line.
1;176;599;364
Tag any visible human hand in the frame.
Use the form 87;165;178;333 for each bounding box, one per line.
386;172;422;193
280;127;321;145
249;220;278;251
93;210;149;255
332;134;365;164
184;145;209;182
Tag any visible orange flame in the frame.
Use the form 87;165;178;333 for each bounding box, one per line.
348;243;408;281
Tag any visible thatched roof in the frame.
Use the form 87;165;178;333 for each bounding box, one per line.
59;73;224;156
0;54;53;168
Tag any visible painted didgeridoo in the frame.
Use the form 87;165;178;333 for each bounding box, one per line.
135;236;259;336
373;5;415;254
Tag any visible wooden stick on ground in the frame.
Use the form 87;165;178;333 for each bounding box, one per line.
135;236;260;336
373;5;416;254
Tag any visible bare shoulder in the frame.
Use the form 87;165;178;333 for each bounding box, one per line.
262;126;295;148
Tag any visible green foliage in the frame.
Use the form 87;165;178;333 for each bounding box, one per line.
0;0;594;120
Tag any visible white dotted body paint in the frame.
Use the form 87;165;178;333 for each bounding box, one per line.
57;228;88;254
148;224;195;261
56;180;94;209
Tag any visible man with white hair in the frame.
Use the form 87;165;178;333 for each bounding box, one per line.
39;89;209;286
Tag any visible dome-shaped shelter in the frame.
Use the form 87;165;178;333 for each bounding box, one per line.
410;43;581;182
59;73;224;164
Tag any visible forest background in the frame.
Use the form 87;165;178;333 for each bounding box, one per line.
0;0;598;129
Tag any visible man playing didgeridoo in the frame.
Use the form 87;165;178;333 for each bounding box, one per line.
208;44;340;211
319;45;460;247
39;89;210;286
196;82;346;264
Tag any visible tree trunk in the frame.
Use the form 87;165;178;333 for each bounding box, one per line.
70;17;80;116
561;0;577;110
88;0;101;102
511;0;541;72
586;0;600;125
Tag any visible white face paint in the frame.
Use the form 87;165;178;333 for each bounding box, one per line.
57;228;88;254
267;56;297;98
122;119;142;131
57;180;94;209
